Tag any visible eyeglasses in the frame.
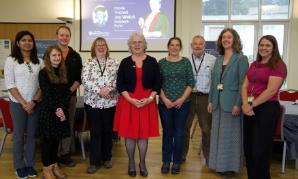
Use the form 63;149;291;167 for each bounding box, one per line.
25;63;33;73
132;41;143;45
95;44;106;48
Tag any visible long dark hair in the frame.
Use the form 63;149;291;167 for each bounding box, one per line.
43;45;68;84
256;35;284;69
216;28;242;55
11;30;39;64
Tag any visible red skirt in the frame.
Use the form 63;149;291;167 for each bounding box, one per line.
113;95;159;139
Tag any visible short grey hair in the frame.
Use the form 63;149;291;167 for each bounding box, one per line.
192;35;206;45
127;32;147;53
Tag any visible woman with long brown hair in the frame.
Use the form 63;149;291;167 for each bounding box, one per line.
38;45;71;179
208;28;249;177
241;35;287;179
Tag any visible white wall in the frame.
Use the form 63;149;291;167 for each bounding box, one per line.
0;0;74;23
1;0;297;88
287;0;298;89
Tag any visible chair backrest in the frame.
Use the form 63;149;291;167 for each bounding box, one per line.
0;99;13;133
274;104;286;140
279;89;298;102
74;107;89;132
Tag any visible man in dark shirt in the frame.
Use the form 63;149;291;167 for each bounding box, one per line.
56;25;82;167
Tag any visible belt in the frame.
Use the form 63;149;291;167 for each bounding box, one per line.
192;92;208;96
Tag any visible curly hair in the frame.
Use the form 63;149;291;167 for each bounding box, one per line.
43;45;68;84
11;30;39;64
216;28;242;55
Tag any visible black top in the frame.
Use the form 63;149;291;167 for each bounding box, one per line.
116;55;161;94
38;68;72;139
65;46;82;96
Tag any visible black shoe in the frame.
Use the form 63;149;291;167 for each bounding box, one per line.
128;163;136;177
139;164;148;177
128;170;136;177
26;167;37;178
161;162;170;174
171;163;180;174
15;168;28;179
222;171;235;177
59;154;76;167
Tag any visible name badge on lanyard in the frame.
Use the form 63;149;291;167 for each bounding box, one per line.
217;83;223;91
248;96;254;105
248;63;258;106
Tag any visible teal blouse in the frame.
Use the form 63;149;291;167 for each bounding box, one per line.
159;57;194;103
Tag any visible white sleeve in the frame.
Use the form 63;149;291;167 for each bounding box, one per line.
4;57;16;89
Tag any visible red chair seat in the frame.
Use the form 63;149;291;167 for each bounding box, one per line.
279;90;298;102
0;99;13;133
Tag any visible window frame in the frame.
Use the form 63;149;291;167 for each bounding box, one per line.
202;0;290;64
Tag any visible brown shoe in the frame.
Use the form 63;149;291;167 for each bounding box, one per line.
43;166;57;179
52;163;67;179
103;160;112;169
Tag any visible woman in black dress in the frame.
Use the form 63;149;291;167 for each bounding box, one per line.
39;45;71;179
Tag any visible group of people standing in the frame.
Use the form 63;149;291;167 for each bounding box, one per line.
4;26;82;179
4;25;287;179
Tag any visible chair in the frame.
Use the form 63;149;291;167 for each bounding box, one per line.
274;104;287;173
279;89;298;101
0;98;13;156
74;97;89;160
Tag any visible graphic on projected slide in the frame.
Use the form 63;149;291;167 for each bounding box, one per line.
81;0;175;51
138;0;169;38
92;5;108;27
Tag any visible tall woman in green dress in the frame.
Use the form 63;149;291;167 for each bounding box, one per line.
207;28;249;177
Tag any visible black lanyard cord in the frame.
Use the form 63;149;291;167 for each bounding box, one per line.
192;53;205;75
96;58;107;76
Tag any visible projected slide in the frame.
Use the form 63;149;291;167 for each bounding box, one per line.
81;0;176;51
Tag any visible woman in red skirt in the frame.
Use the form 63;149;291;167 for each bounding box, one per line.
114;32;160;177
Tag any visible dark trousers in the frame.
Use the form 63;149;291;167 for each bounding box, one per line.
41;137;59;166
244;101;280;179
85;104;115;166
158;102;190;164
183;94;212;162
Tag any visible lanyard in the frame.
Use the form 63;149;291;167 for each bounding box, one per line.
96;58;107;76
250;62;258;96
192;53;205;76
